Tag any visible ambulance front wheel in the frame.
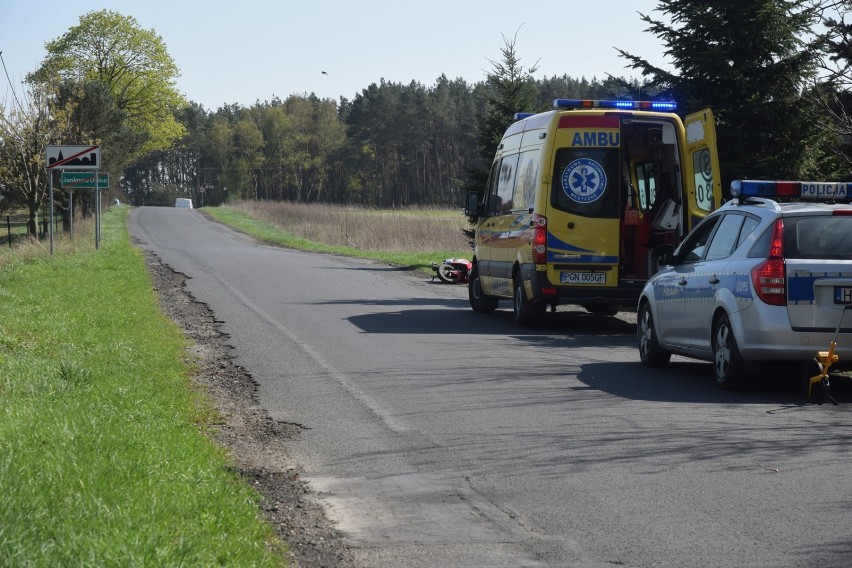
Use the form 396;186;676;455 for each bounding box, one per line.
468;264;498;313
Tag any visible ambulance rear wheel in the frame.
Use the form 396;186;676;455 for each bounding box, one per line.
513;276;543;326
468;264;497;313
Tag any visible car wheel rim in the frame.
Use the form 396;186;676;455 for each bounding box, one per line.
714;325;731;378
639;310;652;357
514;287;522;319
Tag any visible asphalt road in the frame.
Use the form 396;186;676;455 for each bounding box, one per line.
129;206;852;568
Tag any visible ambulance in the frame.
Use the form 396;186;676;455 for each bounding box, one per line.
463;99;723;325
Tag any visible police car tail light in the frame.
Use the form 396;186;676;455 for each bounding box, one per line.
750;219;787;306
532;214;547;264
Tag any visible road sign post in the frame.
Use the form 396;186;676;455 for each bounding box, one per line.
45;145;102;254
61;172;110;245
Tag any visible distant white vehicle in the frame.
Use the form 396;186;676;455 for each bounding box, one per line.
175;198;193;209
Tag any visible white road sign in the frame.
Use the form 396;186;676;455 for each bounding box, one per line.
45;145;100;170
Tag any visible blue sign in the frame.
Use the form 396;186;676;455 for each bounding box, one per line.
561;158;607;203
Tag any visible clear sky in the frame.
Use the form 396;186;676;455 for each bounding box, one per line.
1;0;670;111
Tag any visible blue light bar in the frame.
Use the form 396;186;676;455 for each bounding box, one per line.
730;180;850;200
513;112;536;120
553;99;677;111
650;101;678;111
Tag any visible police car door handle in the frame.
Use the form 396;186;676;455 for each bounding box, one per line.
709;276;720;285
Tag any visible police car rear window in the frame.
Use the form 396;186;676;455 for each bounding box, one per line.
784;216;852;259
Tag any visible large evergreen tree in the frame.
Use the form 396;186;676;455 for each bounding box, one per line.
812;0;852;171
476;31;540;166
618;1;825;186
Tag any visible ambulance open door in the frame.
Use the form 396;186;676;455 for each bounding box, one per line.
683;108;722;231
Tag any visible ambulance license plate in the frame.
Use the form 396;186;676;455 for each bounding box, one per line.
561;272;606;285
834;286;852;304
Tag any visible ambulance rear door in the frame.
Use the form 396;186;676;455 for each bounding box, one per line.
544;113;623;290
683;108;722;231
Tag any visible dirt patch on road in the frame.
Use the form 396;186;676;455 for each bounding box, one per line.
142;251;358;568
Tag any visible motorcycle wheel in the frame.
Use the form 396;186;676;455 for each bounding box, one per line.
436;263;456;284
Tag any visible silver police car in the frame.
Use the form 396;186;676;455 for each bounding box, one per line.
637;180;852;389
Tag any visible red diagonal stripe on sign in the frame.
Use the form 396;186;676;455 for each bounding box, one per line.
50;146;98;168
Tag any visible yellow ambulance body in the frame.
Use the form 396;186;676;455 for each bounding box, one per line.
464;99;722;325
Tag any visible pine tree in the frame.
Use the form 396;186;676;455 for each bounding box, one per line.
618;1;826;186
476;31;540;165
812;0;852;172
464;30;538;232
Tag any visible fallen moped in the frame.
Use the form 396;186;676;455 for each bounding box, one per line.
431;258;472;284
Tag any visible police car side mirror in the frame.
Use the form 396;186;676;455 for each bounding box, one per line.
651;243;675;265
464;191;482;218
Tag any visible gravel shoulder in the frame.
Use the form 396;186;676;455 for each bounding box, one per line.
142;250;359;568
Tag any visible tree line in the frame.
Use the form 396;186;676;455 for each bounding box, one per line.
125;73;622;209
1;1;851;233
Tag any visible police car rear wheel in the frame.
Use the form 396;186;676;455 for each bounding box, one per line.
638;302;671;367
468;264;497;313
712;313;744;390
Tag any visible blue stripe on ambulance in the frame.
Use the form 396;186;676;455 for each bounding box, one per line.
548;253;619;263
546;233;618;264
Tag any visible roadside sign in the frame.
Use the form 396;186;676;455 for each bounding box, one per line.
45;145;100;170
61;172;109;189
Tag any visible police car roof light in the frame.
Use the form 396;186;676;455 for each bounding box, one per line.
553;99;677;111
730;179;850;200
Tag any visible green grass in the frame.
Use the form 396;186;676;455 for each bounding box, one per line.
0;208;284;566
203;205;470;274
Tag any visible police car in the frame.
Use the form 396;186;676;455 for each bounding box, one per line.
637;180;852;389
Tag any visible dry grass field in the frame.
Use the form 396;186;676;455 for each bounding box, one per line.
228;200;471;253
0;215;96;266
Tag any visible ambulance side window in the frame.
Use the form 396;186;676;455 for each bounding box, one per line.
496;153;520;214
512;149;540;211
484;159;501;215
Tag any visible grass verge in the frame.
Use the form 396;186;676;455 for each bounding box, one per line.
0;207;284;566
202;205;470;274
